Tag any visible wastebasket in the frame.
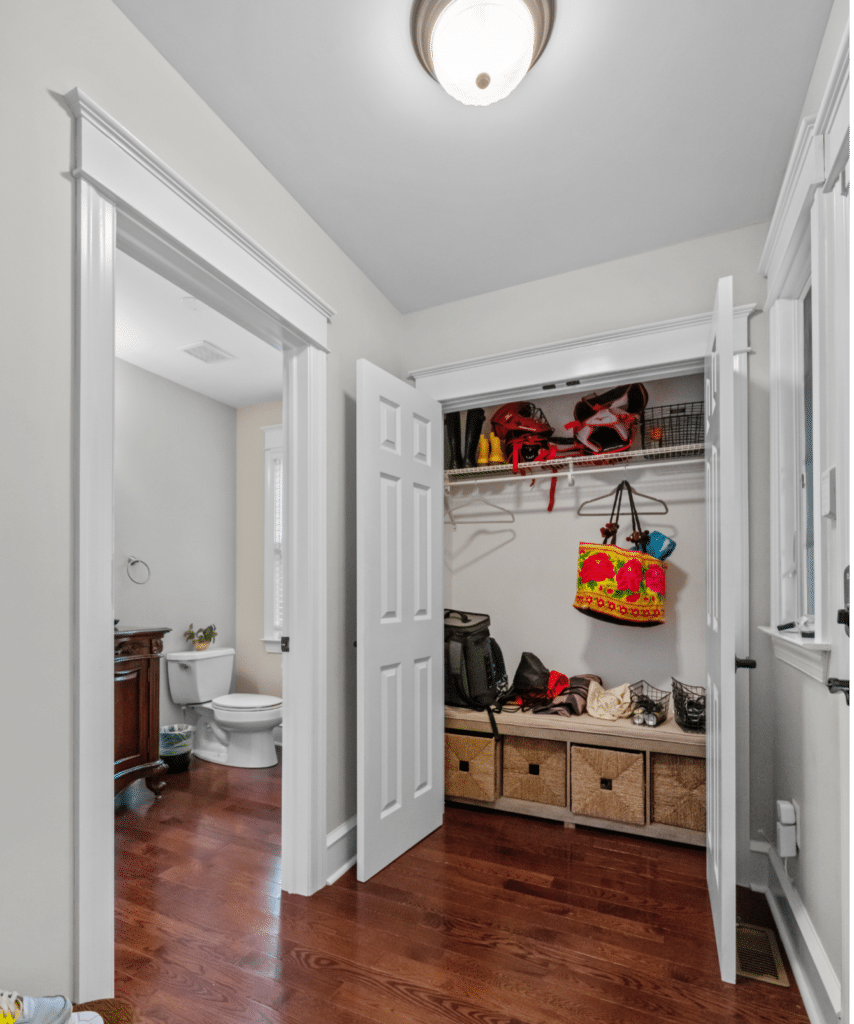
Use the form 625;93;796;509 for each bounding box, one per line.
159;724;195;774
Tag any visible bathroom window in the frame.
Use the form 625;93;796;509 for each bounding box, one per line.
262;425;285;652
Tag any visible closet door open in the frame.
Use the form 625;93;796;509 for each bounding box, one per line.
704;275;749;984
356;360;445;882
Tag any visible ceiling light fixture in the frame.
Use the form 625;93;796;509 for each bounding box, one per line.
411;0;555;107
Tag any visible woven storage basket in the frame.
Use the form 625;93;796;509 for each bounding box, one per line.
502;735;566;806
444;732;498;801
571;744;645;824
651;753;706;832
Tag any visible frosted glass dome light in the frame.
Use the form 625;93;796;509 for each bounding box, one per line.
412;0;555;108
432;0;535;107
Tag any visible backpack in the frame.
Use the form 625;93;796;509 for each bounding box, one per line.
444;610;509;736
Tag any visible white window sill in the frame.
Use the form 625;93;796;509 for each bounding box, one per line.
262;637;283;654
759;625;831;682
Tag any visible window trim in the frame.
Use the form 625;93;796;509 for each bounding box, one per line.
262;424;285;653
762;29;849;661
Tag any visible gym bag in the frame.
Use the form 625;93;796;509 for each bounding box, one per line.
444;610;509;735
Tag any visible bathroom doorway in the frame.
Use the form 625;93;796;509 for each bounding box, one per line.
112;249;283;736
70;89;331;1001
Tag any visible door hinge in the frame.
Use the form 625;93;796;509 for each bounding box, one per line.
281;636;290;652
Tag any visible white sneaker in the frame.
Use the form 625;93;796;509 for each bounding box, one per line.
0;991;72;1024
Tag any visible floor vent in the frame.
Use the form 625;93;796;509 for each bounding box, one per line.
181;340;234;363
736;924;789;987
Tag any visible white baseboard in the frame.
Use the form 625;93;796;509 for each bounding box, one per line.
326;816;357;885
750;840;842;1023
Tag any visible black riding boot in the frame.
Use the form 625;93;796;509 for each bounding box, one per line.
463;408;486;467
444;411;463;470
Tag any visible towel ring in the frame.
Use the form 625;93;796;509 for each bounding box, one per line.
127;557;151;585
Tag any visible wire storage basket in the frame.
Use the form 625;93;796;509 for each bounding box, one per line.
629;680;670;726
641;402;704;460
672;678;706;732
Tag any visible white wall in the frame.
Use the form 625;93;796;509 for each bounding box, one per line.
403;221;776;851
114;358;237;724
0;0;402;995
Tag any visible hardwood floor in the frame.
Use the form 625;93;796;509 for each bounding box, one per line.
115;759;809;1024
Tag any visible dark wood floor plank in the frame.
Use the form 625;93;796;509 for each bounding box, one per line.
113;759;810;1024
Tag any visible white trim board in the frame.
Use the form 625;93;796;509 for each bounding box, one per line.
759;627;831;683
409;306;755;410
66;89;331;1002
761;27;851;301
326;816;358;886
750;840;842;1023
814;25;850;195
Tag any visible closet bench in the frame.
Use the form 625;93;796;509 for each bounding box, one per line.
445;705;707;846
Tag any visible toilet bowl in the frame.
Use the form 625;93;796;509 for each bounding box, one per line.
165;648;282;769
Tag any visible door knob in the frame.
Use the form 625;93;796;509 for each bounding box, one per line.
735;656;756;670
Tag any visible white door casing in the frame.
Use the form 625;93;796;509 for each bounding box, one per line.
356;359;445;882
68;89;332;1001
704;275;750;985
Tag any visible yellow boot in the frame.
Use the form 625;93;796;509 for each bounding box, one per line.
476;434;489;465
488;432;505;464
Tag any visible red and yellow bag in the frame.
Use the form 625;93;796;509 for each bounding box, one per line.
573;480;666;627
574;542;666;626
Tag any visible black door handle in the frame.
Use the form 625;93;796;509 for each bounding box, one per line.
735;656;756;670
827;679;849;705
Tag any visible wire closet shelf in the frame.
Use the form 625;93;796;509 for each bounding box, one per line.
445;443;704;487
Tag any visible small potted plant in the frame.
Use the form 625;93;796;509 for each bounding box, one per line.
183;623;218;651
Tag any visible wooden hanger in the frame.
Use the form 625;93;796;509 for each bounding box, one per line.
576;480;669;516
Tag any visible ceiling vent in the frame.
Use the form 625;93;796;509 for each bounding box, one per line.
180;340;235;364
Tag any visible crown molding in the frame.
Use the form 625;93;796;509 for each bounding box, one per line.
64;88;336;326
758;116;823;282
815;24;850;193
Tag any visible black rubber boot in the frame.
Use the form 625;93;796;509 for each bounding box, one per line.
444;411;463;470
463;408;486;467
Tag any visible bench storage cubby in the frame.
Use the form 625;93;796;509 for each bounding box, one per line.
445;705;707;846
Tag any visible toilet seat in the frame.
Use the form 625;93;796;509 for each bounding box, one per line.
211;693;282;712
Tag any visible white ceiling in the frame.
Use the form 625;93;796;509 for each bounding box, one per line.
115;250;283;408
111;0;833;313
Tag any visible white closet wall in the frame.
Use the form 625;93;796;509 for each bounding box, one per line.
445;375;705;692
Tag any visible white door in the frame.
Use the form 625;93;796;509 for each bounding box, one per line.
705;275;750;983
356;359;445;882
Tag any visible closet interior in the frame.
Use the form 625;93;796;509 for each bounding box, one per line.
442;371;709;844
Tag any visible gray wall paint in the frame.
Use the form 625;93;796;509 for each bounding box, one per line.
114;358;237;723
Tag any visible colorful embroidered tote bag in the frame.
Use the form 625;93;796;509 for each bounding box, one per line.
574;481;666;627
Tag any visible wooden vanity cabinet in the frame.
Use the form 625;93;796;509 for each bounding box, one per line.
114;627;171;797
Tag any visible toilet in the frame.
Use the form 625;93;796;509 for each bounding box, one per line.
164;647;282;769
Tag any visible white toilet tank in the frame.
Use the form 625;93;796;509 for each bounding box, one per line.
165;647;235;705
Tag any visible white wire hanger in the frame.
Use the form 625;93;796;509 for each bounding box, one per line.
445;494;515;527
